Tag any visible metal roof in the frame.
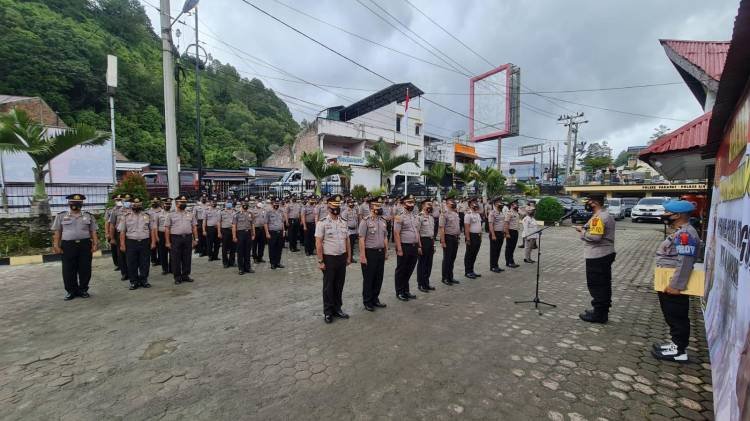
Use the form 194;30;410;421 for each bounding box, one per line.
640;111;711;159
338;83;423;122
660;40;730;82
0;94;36;105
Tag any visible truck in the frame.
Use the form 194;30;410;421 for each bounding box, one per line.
269;169;343;197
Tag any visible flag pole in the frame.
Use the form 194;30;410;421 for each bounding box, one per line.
404;87;409;196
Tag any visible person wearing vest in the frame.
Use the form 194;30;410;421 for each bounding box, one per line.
286;195;302;252
302;196;318;256
651;200;700;362
503;200;521;268
147;199;163;267
417;199;437;292
251;199;268;263
439;198;461;285
316;195;351;323
232;198;256;275
463;198;484;279
104;193;120;271
265;197;287;269
359;197;388;312
195;193;208;256
220;200;237;268
488;197;506;273
118;197;157;290
203;199;221;261
155;197;172;275
52;194;99;300
393;194;421;301
342;198;360;263
164;195;198;285
576;193;616;324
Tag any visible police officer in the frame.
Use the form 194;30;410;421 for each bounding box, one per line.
439;197;461;285
316;195;351;323
576;193;616;323
109;193;131;281
342;198;360;263
220;199;237;268
251;198;268;263
652;200;700;362
503;200;521;268
464;198;483;279
488;197;506;273
233;198;255;275
165;195;198;284
195;194;208;256
315;195;329;222
417;199;436;292
302;196;317;256
51;194;99;300
393;194;421;301
286;195;302;252
147;199;162;266
359;197;388;312
118;197;156;290
203;199;221;261
155;197;172;275
265;197;287;269
104;194;121;271
382;195;394;242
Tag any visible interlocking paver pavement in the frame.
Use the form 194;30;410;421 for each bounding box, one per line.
0;221;713;420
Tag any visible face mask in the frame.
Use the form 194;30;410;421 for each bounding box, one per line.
226;203;233;209
177;203;187;210
349;204;355;208
123;201;131;209
152;203;159;209
69;204;81;211
448;203;456;209
242;204;249;210
426;207;433;213
471;205;479;211
115;200;123;207
375;208;383;216
201;199;207;204
584;203;593;212
661;213;676;224
404;204;414;211
165;205;172;211
330;207;341;215
133;206;142;212
210;203;217;208
273;204;279;209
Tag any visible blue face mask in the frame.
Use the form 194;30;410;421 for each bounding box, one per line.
226;203;233;209
123;201;132;209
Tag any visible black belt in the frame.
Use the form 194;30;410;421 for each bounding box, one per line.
289;218;299;221
445;234;458;238
127;238;149;242
366;248;384;252
171;233;191;237
402;242;418;246
62;239;90;244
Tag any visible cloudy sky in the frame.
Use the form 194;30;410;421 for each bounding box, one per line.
141;0;739;163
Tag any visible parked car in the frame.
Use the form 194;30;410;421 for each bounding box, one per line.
390;181;429;197
142;171;199;199
229;177;279;198
620;197;639;217
631;197;671;223
571;202;592;224
605;198;625;220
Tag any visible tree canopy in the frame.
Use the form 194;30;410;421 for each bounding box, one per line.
0;0;298;169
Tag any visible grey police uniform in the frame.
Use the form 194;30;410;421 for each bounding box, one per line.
302;204;317;255
266;208;286;267
580;210;617;317
52;211;97;295
504;209;520;266
251;207;268;261
488;207;505;270
417;212;436;289
359;214;387;306
110;207;130;278
394;212;420;296
220;208;237;267
463;211;483;275
286;201;302;251
342;206;360;259
195;203;207;255
234;210;254;273
204;207;221;260
154;208;171;274
165;209;197;283
316;215;349;316
440;209;461;282
118;211;153;286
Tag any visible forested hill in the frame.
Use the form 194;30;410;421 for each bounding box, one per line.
0;0;299;167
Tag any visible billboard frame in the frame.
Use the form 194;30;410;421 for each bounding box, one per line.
469;63;520;142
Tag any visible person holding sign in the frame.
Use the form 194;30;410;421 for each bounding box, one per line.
651;200;700;362
575;194;616;324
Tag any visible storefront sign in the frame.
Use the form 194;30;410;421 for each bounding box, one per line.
336;155;365;166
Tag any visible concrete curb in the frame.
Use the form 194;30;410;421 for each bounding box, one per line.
0;250;110;266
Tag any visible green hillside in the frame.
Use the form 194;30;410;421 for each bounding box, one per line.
0;0;299;167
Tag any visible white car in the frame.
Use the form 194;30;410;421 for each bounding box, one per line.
605;198;624;220
631;197;670;223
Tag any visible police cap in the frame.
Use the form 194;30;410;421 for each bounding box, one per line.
664;200;695;214
66;193;86;202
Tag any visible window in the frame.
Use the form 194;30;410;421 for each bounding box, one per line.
396;115;402;133
414;150;420;161
415;124;421;136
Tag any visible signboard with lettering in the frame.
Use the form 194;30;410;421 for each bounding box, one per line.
336;155;366;166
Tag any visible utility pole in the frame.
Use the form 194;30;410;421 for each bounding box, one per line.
558;113;588;179
160;0;180;198
497;138;502;172
193;7;203;193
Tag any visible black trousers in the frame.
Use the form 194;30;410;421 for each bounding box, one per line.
361;248;385;306
288;219;300;250
442;234;459;281
658;292;690;353
253;227;267;259
151;242;159;265
110;238;119;268
221;227;236;266
61;239;92;295
417;237;434;288
126;238;150;284
489;231;505;269
116;230;128;278
237;230;252;272
585;252;616;315
505;229;519;265
395;243;419;295
349;233;358;258
268;230;284;266
303;222;316;255
206;226;220;260
464;233;481;274
387;221;393;242
323;254;347;316
158;231;170;273
433;218;439;240
458;213;465;233
196;220;206;255
170;234;192;281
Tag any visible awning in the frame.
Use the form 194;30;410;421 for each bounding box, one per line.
454;143;478;159
639;112;711;179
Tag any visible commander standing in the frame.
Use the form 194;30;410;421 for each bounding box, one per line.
576;193;616;324
316;195;351;324
51;194;99;301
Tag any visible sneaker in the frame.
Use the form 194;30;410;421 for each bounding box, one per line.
651;343;688;362
652;342;675;352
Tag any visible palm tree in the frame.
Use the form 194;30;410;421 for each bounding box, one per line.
455;163;477;197
421;162;449;202
0;109;108;211
472;166;504;200
365;138;419;192
300;150;352;195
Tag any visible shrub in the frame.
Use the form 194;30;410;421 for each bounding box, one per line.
351;184;368;201
535;197;564;222
446;188;460;199
368;187;386;197
110;172;150;207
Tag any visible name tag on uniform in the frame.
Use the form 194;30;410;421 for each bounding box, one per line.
588;217;604;235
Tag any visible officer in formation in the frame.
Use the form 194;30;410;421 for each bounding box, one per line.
147;199;163;267
265;198;287;269
104;194;121;271
109;193;132;281
417;199;436;292
252;199;268;263
575;193;616;324
439;197;461;285
203;199;221;261
195;194;208;257
652;200;700;362
302;196;318;256
488;197;506;273
393;194;421;301
503;200;521;268
359;197;388;312
286;195;302;252
463;198;483;279
220;199;236;268
232;198;255;275
118;197;156;290
155;197;172;275
165;195;198;284
342;198;360;262
52;194;99;300
315;195;351;323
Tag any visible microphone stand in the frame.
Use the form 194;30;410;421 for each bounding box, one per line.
514;211;572;314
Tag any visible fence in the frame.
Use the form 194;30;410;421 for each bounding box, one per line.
1;183;111;214
225;181;347;200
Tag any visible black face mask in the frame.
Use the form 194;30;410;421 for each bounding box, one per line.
152;204;159;209
273;205;279;209
425;207;433;213
375;208;383;216
201;199;207;204
404;205;414;212
165;205;172;211
330;207;341;215
69;204;81;211
584;203;593;212
242;204;249;210
178;203;187;210
661;213;678;224
133;206;142;212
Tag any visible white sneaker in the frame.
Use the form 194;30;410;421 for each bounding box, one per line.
652;343;688;362
652;341;675;352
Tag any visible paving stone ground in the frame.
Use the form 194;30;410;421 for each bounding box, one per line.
0;220;713;420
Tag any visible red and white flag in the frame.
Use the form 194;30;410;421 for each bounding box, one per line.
404;87;410;113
